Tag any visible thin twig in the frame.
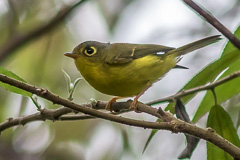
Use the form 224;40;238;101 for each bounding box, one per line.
0;107;92;132
211;88;218;106
147;71;240;105
59;114;96;120
0;105;130;131
182;0;240;50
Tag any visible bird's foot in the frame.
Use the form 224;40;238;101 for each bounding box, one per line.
105;97;122;112
129;98;141;113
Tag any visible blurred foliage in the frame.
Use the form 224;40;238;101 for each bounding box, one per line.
0;0;240;160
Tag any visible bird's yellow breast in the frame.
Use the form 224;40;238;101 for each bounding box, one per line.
75;55;176;97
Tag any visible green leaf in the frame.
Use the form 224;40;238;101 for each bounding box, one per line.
62;70;82;101
221;25;240;56
166;25;240;115
143;119;162;154
0;66;32;97
166;48;240;113
30;96;42;111
237;111;240;128
62;70;72;92
191;25;240;122
121;128;131;151
207;105;240;160
193;54;240;122
72;78;82;93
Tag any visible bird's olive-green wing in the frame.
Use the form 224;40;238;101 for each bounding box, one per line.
103;43;175;64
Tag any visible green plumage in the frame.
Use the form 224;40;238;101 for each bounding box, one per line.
65;35;221;97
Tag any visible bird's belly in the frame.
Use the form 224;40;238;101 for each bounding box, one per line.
80;66;149;97
76;55;176;97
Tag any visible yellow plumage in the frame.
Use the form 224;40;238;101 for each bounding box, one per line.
75;54;176;97
65;35;221;111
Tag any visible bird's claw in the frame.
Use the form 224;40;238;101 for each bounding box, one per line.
129;100;141;113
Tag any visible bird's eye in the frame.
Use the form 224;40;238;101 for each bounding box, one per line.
84;46;97;56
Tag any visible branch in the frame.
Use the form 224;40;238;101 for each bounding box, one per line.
0;104;130;131
0;74;240;158
0;73;170;129
0;0;88;62
0;107;71;131
182;0;240;50
147;71;240;105
0;106;98;132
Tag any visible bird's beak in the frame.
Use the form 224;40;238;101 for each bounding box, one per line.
64;52;79;59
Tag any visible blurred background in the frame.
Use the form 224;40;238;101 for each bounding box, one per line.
0;0;239;159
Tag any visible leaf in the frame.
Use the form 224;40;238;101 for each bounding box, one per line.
192;25;240;122
30;96;41;111
237;111;240;128
207;105;240;160
175;99;200;159
0;66;32;97
221;25;240;56
72;78;82;93
142;119;162;154
175;99;191;123
193;55;240;122
178;136;200;160
166;48;240;113
62;70;82;101
62;70;72;92
121;128;131;151
165;25;240;114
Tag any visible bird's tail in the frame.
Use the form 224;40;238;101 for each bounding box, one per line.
165;35;221;57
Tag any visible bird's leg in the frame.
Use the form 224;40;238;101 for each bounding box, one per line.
130;84;153;112
105;96;124;112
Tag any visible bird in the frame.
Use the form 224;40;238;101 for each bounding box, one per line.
64;35;221;112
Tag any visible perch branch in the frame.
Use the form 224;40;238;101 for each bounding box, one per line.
0;74;240;158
